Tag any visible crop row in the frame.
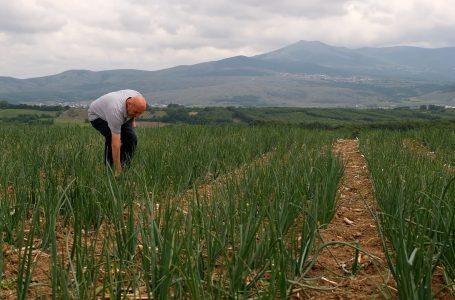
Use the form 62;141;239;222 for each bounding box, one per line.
0;125;344;299
361;130;455;299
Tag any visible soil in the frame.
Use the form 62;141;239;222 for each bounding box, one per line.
301;138;395;299
301;138;454;300
402;138;436;159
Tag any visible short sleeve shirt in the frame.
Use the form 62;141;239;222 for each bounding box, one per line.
88;90;142;133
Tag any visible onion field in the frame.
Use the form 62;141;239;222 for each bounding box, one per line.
1;124;454;299
361;130;455;299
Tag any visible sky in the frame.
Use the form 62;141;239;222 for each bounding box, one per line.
1;0;455;79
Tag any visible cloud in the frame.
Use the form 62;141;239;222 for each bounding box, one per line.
172;0;348;19
0;0;454;78
0;1;66;34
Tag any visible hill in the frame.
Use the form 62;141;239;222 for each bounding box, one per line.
1;41;454;107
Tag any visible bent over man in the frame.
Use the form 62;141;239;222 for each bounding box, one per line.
88;90;147;176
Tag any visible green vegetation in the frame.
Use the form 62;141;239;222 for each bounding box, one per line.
0;124;345;299
0;102;64;125
2;101;455;130
144;105;455;129
0;109;58;118
361;130;455;299
0;112;55;125
56;108;89;124
2;102;455;298
408;128;455;166
0;101;67;111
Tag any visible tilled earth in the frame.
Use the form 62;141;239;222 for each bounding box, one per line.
303;138;453;299
302;138;394;299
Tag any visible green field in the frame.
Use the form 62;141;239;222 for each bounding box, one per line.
142;105;455;130
0;109;58;117
2;104;455;129
1;122;455;299
0;108;61;125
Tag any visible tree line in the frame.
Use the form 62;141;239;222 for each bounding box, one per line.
0;100;68;111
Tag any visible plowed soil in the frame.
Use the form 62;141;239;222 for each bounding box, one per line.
302;138;454;300
301;138;394;299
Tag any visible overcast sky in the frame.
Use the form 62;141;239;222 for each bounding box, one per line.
1;0;454;78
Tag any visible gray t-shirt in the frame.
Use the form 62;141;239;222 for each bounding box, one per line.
88;90;142;133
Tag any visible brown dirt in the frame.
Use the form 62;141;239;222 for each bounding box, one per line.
2;233;53;299
301;138;395;299
402;138;436;159
301;138;455;300
403;138;455;174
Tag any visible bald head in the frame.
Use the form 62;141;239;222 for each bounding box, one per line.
126;95;147;118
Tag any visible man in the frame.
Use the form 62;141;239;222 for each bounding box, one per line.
88;90;147;176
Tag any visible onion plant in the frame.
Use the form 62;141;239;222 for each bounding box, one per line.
0;124;344;299
361;130;455;299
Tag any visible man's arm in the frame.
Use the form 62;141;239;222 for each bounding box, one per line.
111;132;122;176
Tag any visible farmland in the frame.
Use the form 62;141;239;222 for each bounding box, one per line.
1;121;455;299
2;102;455;129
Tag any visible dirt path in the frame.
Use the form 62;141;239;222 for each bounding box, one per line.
305;138;395;299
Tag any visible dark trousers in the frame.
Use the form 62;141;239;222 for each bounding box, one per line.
90;118;137;167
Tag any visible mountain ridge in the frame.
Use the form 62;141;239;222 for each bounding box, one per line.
1;40;454;107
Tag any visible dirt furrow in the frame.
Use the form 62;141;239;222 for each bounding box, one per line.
305;138;394;299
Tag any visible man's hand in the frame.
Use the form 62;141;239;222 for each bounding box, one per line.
111;132;122;176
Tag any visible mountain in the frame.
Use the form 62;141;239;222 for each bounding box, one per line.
256;41;455;80
1;40;454;107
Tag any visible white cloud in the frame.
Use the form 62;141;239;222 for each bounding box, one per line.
0;0;454;78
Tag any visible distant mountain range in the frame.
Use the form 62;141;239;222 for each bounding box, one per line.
1;40;455;107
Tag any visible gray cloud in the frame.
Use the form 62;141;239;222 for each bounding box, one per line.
0;0;454;78
174;0;348;19
0;1;66;34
